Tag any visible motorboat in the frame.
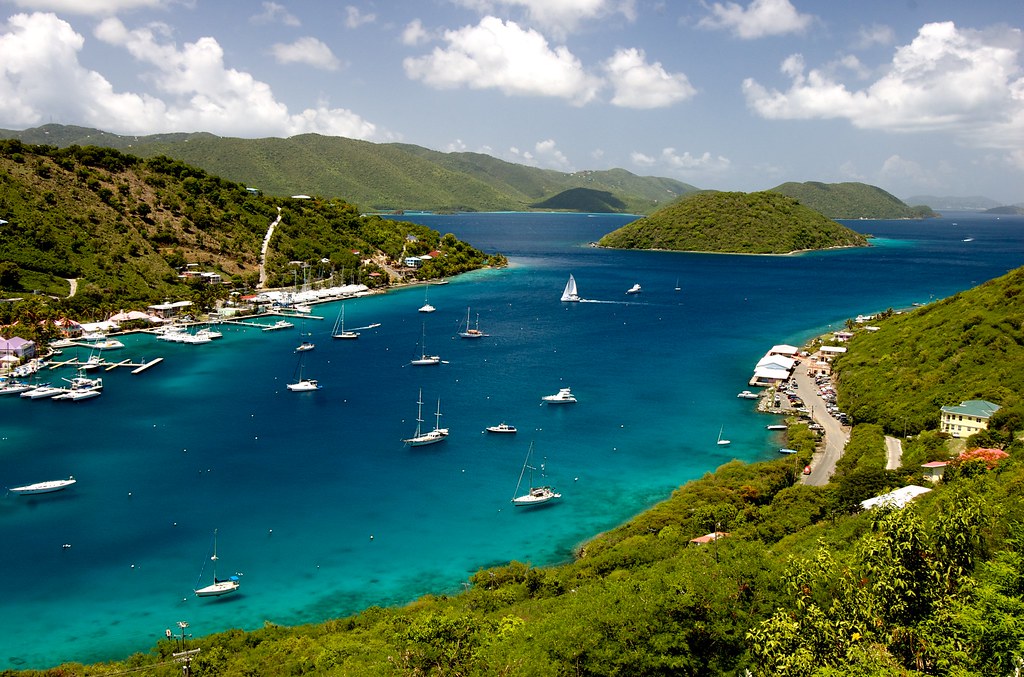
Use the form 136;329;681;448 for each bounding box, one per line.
485;423;517;434
766;424;788;431
541;387;576;404
262;319;294;331
8;476;76;495
296;341;315;352
195;328;223;340
736;390;758;399
626;283;642;294
0;380;35;395
21;384;65;399
403;390;449;446
91;339;125;350
779;448;798;455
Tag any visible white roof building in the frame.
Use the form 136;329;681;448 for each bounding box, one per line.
768;344;800;356
860;485;932;510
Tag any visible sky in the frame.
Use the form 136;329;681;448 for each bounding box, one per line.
0;0;1021;204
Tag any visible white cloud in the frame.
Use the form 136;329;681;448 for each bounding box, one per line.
742;21;1024;153
698;0;813;39
855;23;895;49
403;16;601;105
455;0;636;39
0;13;379;139
401;19;430;46
507;138;571;169
4;0;163;15
271;37;342;71
345;5;375;29
604;47;695;109
631;147;730;175
251;2;301;27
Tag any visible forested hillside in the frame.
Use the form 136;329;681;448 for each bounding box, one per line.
833;266;1024;437
597;190;868;253
0;125;698;213
771;181;936;219
0;140;502;325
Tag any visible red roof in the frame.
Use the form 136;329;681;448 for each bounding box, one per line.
921;461;949;468
690;531;730;545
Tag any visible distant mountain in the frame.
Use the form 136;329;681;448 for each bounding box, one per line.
904;194;1003;211
597;190;868;254
0;124;698;214
770;181;936;219
985;205;1024;215
529;188;627;212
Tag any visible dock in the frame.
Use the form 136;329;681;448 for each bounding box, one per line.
46;355;163;374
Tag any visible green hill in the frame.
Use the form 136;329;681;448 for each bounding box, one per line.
0;125;698;213
597;190;868;253
0;140;502;319
770;181;937;219
833;265;1024;436
529;187;627;212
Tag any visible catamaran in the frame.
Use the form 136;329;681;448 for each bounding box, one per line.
560;274;580;302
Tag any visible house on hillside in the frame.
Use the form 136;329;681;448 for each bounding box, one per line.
0;336;35;358
921;461;949;483
939;399;1000;438
808;345;846;377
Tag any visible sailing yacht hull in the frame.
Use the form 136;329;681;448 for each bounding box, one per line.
195;580;239;597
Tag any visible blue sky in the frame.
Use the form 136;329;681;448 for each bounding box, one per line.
0;0;1021;204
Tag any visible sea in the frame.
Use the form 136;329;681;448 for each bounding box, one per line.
2;210;1023;669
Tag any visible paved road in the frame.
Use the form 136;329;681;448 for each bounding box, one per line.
258;207;282;289
885;435;903;469
791;361;851;486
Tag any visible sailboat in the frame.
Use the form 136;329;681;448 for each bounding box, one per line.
331;303;359;339
717;425;731;446
458;307;486;339
418;287;435;313
286;351;321;391
295;317;315;351
511;442;561;506
560;274;580;302
410;323;441;365
402;389;449;446
194;529;240;598
675;278;681;292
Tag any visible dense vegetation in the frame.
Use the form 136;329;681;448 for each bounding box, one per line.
0;141;503;333
0;125;699;214
597;190;869;254
832;265;1024;438
529;187;627;212
770;181;937;219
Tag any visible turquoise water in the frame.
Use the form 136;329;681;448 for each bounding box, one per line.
2;211;1023;669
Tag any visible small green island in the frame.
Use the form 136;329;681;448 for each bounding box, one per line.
597;190;869;254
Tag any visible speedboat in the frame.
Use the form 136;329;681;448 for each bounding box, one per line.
8;476;76;495
91;339;124;350
485;423;517;434
626;283;642;294
296;341;315;352
195;328;223;340
262;319;294;331
286;378;321;392
766;424;788;430
736;390;758;399
779;448;798;455
542;387;577;404
418;303;436;313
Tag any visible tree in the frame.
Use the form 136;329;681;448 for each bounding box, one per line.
0;261;21;289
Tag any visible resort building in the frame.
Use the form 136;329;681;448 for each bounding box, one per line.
939;399;1000;438
807;345;846;377
0;336;35;358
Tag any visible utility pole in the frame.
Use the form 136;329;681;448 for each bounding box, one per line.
172;621;200;676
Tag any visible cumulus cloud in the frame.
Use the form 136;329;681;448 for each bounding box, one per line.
270;37;342;71
345;5;375;29
698;0;813;39
604;47;695;108
855;23;895;49
0;12;380;139
631;148;730;175
403;16;601;105
508;138;572;169
455;0;636;38
251;2;301;27
401;19;430;46
4;0;163;15
742;21;1024;152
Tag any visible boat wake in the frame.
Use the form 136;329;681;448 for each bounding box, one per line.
579;298;645;306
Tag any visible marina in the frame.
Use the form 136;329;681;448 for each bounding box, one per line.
1;211;1023;670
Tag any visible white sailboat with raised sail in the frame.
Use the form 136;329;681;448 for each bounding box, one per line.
560;274;580;302
511;442;561;506
194;529;240;598
410;323;441;365
458;307;486;338
402;388;449;446
331;303;359;339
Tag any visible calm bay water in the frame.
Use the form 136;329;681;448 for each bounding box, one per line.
2;211;1023;668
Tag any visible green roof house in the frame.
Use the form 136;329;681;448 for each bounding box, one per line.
939;399;1000;438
